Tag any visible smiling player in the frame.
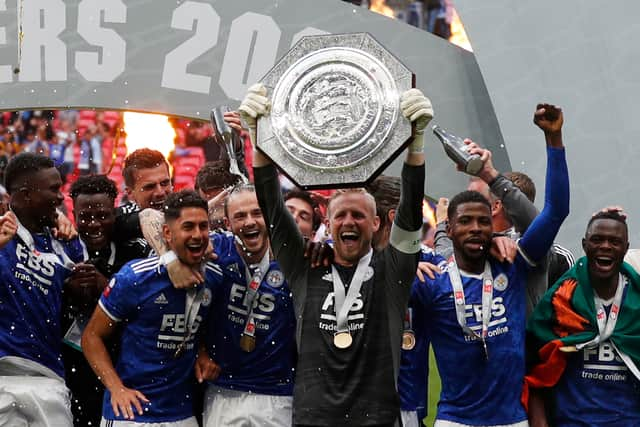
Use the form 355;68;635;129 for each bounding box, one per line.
82;190;221;426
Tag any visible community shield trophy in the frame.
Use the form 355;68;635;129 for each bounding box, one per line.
257;33;414;189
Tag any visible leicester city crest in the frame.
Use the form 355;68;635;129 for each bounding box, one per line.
493;273;509;292
201;288;212;307
266;270;285;288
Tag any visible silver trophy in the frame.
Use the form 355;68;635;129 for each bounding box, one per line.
257;33;414;189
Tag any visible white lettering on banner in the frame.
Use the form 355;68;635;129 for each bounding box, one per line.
19;0;67;82
219;12;281;100
75;0;127;82
161;1;220;93
0;1;332;97
0;0;11;83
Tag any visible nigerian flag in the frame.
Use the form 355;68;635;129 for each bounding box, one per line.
523;257;640;409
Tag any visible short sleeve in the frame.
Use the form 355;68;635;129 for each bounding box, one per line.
98;266;139;322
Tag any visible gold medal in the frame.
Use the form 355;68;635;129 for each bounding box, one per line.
333;332;352;349
402;331;416;351
239;334;256;352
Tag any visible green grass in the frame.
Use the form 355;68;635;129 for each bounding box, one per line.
423;348;441;426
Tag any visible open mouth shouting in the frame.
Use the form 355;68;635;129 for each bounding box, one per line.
593;256;615;274
340;230;360;250
185;240;207;260
240;228;262;248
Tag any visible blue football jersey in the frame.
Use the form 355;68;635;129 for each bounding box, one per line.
414;257;529;425
398;248;446;414
0;231;85;378
554;299;640;426
99;257;222;422
205;233;296;395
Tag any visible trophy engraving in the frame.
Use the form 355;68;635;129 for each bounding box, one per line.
257;33;414;189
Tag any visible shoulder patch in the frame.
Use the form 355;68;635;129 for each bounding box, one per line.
103;277;116;298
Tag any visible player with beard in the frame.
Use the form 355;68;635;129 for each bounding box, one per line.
366;174;445;427
243;84;430;426
0;153;86;426
198;184;298;426
114;148;172;251
140;183;299;426
412;103;569;427
526;210;640;426
82;190;221;426
62;175;150;427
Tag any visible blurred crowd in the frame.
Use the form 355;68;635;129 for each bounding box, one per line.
0;110;254;219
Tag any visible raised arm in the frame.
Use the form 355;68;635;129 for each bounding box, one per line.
388;88;430;244
238;85;307;284
517;104;569;264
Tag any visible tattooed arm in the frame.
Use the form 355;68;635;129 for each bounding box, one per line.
139;208;204;289
139;208;168;255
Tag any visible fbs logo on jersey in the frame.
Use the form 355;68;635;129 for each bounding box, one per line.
103;278;116;298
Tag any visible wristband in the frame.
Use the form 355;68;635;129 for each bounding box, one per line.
159;250;177;266
408;134;425;153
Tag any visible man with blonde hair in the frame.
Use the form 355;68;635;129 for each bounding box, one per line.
242;83;432;426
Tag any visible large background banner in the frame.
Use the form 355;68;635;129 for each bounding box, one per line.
0;0;508;202
456;0;640;252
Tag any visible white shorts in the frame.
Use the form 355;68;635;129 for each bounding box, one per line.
401;410;420;427
0;375;72;427
100;416;198;427
435;420;528;427
203;386;292;427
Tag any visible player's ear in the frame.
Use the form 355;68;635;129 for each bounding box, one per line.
371;215;380;233
162;222;172;245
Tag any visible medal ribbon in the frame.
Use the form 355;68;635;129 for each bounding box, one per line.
575;274;626;350
331;250;373;334
447;257;493;341
241;252;270;338
174;286;205;357
403;308;413;332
